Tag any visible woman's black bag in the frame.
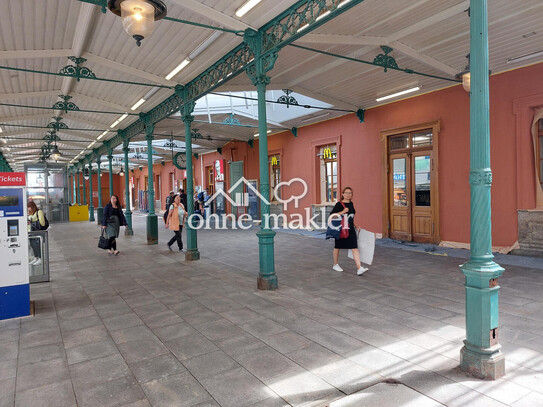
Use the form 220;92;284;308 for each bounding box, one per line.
98;229;110;250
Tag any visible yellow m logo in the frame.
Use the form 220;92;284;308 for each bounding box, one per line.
323;147;333;159
271;156;278;166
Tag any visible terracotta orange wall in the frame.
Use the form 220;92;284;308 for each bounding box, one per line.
72;173;125;208
131;63;543;247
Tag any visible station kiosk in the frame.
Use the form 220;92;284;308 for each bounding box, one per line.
0;172;30;320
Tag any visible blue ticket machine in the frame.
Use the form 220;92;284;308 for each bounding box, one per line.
0;173;30;320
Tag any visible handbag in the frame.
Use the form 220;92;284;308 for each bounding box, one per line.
98;229;111;250
339;202;349;239
348;229;375;265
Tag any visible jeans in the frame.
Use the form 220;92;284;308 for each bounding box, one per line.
29;236;41;258
167;225;183;250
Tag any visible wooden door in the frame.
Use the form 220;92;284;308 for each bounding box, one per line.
388;150;436;243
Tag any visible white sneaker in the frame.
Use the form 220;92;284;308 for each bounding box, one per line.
332;264;343;272
32;258;42;266
28;257;36;264
357;267;368;276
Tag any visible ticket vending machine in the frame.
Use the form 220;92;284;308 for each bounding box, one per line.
0;172;30;320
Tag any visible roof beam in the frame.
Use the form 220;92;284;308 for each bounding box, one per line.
287;1;468;86
169;0;253;32
297;34;386;46
0;49;72;60
71;92;135;114
0;113;52;123
83;52;176;88
0;90;60;102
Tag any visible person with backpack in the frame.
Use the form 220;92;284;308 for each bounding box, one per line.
163;191;174;225
27;201;48;266
166;194;186;252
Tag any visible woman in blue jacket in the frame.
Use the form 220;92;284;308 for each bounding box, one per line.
101;195;127;255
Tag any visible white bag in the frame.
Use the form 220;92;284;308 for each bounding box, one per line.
348;229;375;265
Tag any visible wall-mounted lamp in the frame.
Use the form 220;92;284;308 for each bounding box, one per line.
455;54;471;92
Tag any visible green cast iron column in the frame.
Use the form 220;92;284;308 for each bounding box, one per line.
107;153;114;197
68;172;72;204
96;152;104;225
76;168;81;205
122;140;134;235
459;0;505;380
245;29;278;290
88;162;95;222
182;99;200;261
144;122;158;244
82;165;87;205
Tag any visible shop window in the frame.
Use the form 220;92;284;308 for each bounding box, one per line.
319;145;337;203
269;155;280;201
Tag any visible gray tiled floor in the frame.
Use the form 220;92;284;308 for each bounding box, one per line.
1;213;542;407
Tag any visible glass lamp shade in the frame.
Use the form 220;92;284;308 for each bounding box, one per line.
109;0;167;47
121;0;155;46
50;145;61;161
119;168;125;176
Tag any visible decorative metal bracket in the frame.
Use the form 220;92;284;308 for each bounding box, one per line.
59;57;96;82
356;108;365;123
373;46;398;73
217;148;222;155
277;89;298;108
222;113;241;126
191;129;203;139
42;131;61;142
247;139;254;148
52;95;80;113
47;117;68;130
290;127;298;137
193;153;199;160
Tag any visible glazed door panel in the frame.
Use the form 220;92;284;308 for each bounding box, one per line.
389;154;411;241
411;152;434;242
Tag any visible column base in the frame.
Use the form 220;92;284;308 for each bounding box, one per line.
185;249;200;261
96;207;103;225
460;341;505;380
124;228;134;236
257;274;278;290
257;228;278;290
89;206;95;222
146;214;158;245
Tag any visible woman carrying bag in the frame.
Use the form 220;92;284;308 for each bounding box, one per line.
101;195;127;255
27;201;46;265
330;187;368;276
166;194;186;252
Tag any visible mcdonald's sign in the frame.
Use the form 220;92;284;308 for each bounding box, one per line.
323;147;333;159
271;156;278;166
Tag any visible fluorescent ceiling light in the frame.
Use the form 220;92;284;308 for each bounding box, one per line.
301;112;330;123
507;50;543;64
297;24;309;33
376;86;420;102
338;0;352;7
165;58;190;80
236;0;261;17
144;86;160;100
131;98;146;110
316;11;330;21
97;130;109;140
110;113;128;128
189;31;222;60
0;126;3;132
253;130;272;137
88;141;96;148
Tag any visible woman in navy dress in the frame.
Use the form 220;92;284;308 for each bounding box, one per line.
330;187;368;276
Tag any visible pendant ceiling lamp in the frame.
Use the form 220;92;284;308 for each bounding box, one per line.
108;0;167;47
50;144;62;161
455;54;471;92
119;166;125;176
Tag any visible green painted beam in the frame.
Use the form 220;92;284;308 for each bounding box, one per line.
70;0;363;171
